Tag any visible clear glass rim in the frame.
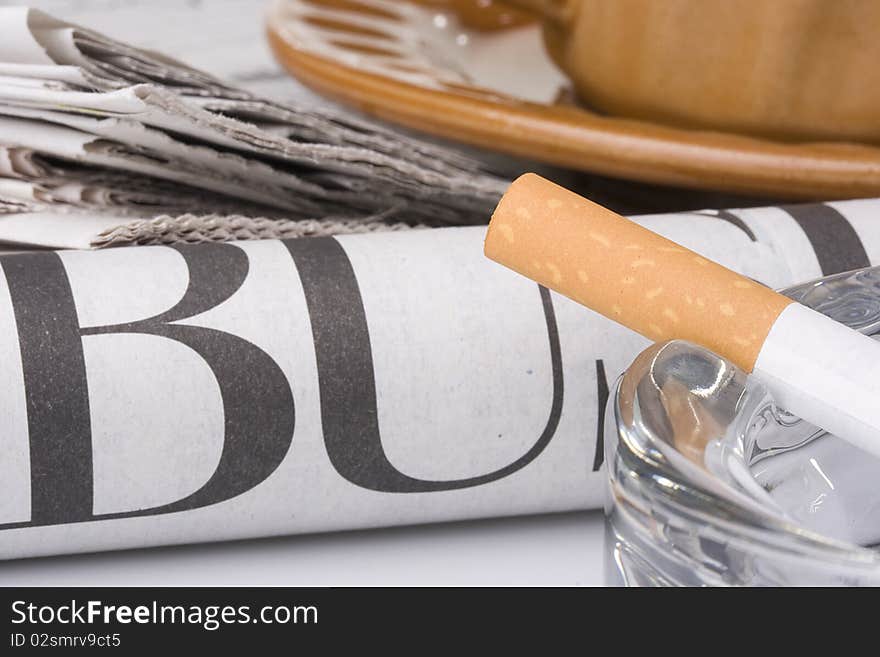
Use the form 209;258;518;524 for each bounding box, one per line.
606;266;880;581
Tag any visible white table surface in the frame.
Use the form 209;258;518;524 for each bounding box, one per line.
0;0;606;588
0;511;606;586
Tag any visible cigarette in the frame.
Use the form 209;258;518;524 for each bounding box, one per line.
485;174;880;457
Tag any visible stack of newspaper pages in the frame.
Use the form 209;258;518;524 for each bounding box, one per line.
0;6;508;249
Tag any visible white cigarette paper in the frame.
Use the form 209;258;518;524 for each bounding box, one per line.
753;304;880;457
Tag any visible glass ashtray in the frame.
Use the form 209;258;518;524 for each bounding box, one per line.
605;266;880;586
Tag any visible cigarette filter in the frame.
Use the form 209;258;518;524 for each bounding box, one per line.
486;174;880;457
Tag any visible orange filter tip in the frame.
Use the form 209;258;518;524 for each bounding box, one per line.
484;173;793;372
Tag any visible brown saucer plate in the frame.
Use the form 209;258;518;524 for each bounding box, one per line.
267;0;880;200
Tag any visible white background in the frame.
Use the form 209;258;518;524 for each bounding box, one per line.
0;512;606;586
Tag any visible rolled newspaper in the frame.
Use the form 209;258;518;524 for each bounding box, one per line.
0;196;878;559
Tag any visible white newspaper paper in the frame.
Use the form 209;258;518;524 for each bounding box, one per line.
0;198;878;559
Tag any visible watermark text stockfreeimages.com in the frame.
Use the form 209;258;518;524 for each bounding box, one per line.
11;598;317;632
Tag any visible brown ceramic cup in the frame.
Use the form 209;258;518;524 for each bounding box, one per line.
511;0;880;143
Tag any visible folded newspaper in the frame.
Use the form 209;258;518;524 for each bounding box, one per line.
0;6;508;248
1;198;877;558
